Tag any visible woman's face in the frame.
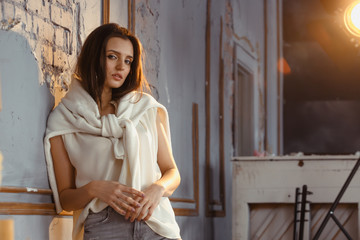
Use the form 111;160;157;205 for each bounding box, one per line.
104;37;134;91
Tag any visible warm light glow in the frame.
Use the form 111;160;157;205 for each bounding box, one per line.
277;57;291;75
344;1;360;37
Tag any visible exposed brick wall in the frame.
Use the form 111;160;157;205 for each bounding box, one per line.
135;0;160;97
0;0;83;101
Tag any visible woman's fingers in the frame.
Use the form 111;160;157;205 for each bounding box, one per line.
129;200;150;222
116;194;139;208
143;206;154;221
92;181;146;217
117;194;141;212
124;209;133;220
125;196;142;221
114;196;138;212
111;197;137;216
124;184;163;222
110;201;126;216
108;185;144;216
136;202;152;221
130;209;140;222
128;201;143;222
114;185;144;208
122;187;145;198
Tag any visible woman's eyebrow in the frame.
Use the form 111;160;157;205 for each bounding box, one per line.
106;49;133;58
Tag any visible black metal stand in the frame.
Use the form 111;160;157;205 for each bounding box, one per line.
312;157;360;240
294;185;312;240
294;187;300;240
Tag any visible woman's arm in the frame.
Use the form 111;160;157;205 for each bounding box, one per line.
127;109;181;222
49;135;144;215
152;109;181;197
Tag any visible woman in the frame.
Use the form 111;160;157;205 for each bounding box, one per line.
44;23;181;240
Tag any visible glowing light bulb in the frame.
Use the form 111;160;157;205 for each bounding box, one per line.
350;3;360;31
344;1;360;37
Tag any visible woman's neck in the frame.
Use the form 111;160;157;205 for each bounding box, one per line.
99;87;115;116
101;88;112;105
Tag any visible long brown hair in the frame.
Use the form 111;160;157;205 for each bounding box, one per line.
74;23;149;105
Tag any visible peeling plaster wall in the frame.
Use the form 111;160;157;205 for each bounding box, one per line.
0;0;101;239
0;30;55;240
156;0;208;239
135;0;236;239
140;0;279;238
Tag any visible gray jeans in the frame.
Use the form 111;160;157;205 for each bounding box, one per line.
83;207;174;240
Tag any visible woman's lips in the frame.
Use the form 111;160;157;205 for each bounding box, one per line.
112;74;123;80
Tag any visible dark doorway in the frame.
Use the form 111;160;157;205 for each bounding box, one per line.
283;0;360;154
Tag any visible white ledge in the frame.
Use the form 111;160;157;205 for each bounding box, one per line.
232;154;360;161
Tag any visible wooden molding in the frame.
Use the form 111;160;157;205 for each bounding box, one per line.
0;202;72;216
0;187;72;216
128;0;136;33
171;198;196;204
0;202;56;215
102;0;110;24
171;103;199;216
205;0;226;217
0;186;52;194
103;0;135;32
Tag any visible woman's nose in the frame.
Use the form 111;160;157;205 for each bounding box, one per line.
116;61;125;70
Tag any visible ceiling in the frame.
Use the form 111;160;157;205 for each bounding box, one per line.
283;0;360;101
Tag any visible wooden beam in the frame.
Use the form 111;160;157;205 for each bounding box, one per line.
0;186;52;195
174;208;199;217
0;202;55;215
128;0;136;33
102;0;110;24
170;198;196;204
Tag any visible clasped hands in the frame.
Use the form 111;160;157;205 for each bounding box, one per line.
99;181;164;222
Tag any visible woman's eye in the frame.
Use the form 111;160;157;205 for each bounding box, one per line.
125;59;132;65
107;54;117;60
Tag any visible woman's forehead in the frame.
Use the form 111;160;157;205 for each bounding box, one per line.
106;37;133;56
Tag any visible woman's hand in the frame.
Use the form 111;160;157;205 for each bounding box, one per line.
89;180;145;216
124;183;165;222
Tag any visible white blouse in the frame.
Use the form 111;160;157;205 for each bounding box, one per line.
44;79;181;239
